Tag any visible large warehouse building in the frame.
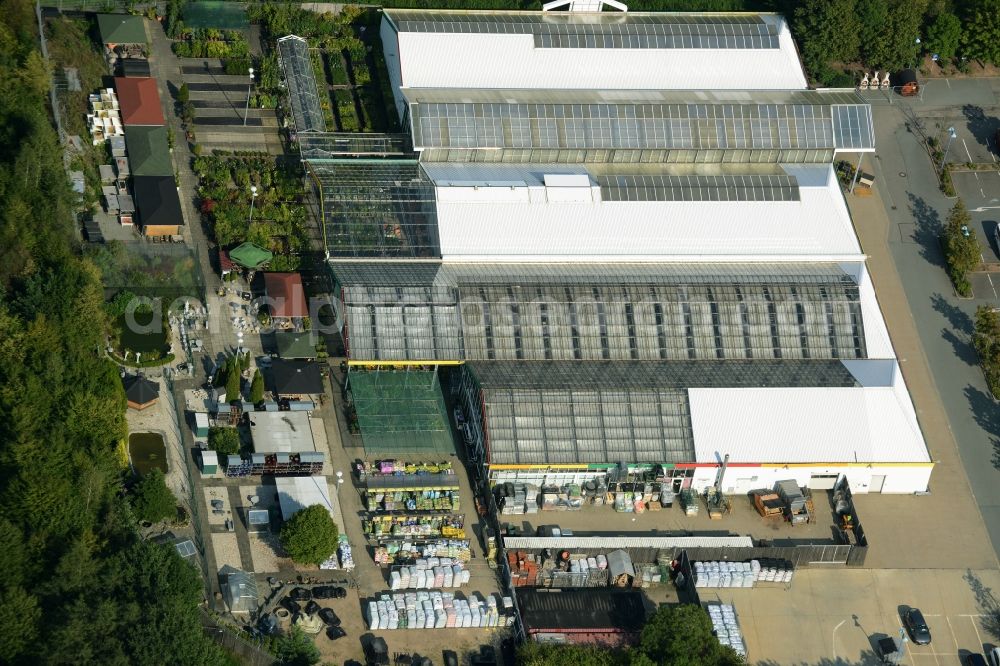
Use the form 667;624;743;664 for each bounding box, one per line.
279;8;932;493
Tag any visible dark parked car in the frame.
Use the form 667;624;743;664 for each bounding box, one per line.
304;600;321;616
281;598;301;615
903;608;932;645
443;650;459;666
312;586;336;599
318;608;341;626
967;654;989;666
326;626;346;640
289;587;312;601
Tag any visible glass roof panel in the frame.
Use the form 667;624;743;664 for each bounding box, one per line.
277;36;326;133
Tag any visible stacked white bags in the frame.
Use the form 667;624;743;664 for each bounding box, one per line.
708;603;746;659
693;561;755;588
388;558;471;590
366;592;507;630
751;560;794;583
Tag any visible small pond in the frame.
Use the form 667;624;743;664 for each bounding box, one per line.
118;310;168;354
129;432;167;476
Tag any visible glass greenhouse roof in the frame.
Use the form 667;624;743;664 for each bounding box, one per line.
277;36;326;133
597;173;800;202
336;262;867;363
386;10;781;50
309;160;440;258
407;89;873;154
349;369;454;455
464;359;858;465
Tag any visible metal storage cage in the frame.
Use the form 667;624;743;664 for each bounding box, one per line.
348;369;454;456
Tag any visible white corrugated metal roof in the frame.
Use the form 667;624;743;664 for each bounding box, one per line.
856;263;897;359
434;165;863;261
391;20;806;91
690;375;930;464
275;476;336;521
249;411;315;453
502;535;754;549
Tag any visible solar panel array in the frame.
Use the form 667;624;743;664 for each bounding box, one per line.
388;11;779;49
338;263;867;362
309;160;440;258
277;36;326;133
598;173;800;202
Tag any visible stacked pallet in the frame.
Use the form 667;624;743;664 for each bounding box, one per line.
708;603;746;659
366;592;511;630
507;551;539;587
752;559;794;583
693;561;755;588
389;559;471;590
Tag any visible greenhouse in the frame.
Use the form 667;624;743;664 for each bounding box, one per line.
348;369;454;455
335;262;867;363
277;35;325;133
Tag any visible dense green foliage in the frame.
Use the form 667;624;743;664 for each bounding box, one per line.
961;0;1000;64
250;368;264;403
516;604;742;666
274;626;321;666
131;469;178;523
193;155;308;270
925;11;962;61
280;505;340;565
974;306;1000;398
208;426;242;455
226;356;242;400
942;199;979;297
0;2;228;662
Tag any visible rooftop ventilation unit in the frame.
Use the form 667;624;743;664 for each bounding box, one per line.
542;0;628;12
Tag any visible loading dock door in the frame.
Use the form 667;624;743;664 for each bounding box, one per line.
870;475;886;493
809;474;838;490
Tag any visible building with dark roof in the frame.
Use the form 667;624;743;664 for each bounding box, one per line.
132;175;183;237
123;125;172;176
270;359;324;397
97;14;146;45
115;77;164;126
274;331;317;359
123;374;159;410
518;588;647;647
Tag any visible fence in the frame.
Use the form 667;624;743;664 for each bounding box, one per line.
202;610;275;666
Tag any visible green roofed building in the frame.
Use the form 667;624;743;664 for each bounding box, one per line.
123;126;172;177
349;370;453;456
275;331;317;359
97;14;146;45
228;242;273;269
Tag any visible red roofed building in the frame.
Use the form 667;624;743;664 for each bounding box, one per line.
264;272;308;324
115;77;165;126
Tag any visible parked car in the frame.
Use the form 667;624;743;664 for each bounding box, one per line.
967;654;989;666
326;626;346;641
903;607;932;645
443;650;459;666
289;587;312;601
319;608;341;626
304;600;320;616
312;586;336;599
994;223;1000;254
987;647;1000;666
281;598;301;615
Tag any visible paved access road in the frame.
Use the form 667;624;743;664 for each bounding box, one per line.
861;78;1000;563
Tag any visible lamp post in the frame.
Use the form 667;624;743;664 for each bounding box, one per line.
940;126;957;175
243;67;255;126
248;185;258;226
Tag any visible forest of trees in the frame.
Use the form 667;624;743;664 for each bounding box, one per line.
0;1;232;663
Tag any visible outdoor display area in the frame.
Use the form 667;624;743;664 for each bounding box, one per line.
362;459;460;513
366;591;514;631
388;558;471;590
373;539;472;566
363;514;465;540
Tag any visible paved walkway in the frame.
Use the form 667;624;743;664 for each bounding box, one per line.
846;187;998;571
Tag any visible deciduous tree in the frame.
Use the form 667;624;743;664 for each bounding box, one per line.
132;469;177;524
925;11;962;61
280;505;339;565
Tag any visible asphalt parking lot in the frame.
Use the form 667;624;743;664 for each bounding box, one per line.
713;568;1000;666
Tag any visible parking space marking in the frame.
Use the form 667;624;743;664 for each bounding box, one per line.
946;615;958;647
969;615;984;650
831;618;846;661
